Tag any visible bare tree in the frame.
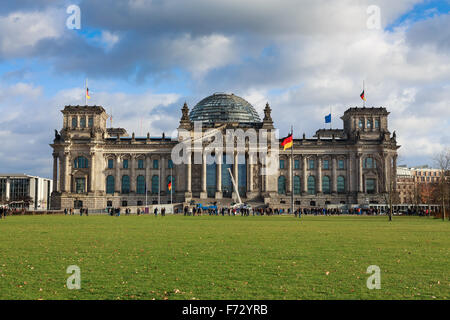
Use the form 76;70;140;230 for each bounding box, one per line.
384;156;399;222
434;148;450;221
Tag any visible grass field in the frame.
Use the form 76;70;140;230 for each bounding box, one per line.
0;214;448;300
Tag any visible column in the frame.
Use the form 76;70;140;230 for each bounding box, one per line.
233;151;239;187
145;156;151;195
332;156;337;193
248;153;254;192
264;155;269;192
161;156;166;194
393;155;398;191
52;154;58;192
216;154;222;198
90;152;95;193
200;151;207;199
5;178;10;201
383;153;389;192
317;157;322;193
62;153;70;192
346;155;351;192
115;156;121;193
59;156;64;193
348;154;354;192
186;152;192;193
302;155;307;193
357;153;363;193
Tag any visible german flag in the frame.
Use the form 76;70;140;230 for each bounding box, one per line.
168;181;172;191
360;90;366;101
86;87;91;99
281;133;293;150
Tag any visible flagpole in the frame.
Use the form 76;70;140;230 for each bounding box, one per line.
170;166;173;204
85;78;88;106
363;80;365;107
291;125;294;215
330;105;332;129
158;161;161;205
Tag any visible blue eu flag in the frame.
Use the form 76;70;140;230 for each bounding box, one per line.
325;113;331;123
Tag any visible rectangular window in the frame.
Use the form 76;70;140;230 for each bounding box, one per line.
138;159;144;169
338;159;344;169
279;160;285;169
168;159;173;169
294;159;300;169
366;178;376;194
75;178;86;194
123;159;129;169
367;119;372;129
80;116;86;128
375;119;380;128
108;159;114;169
88;117;93;128
309;159;315;169
359;119;364;128
323;160;329;170
153;159;159;169
72;117;77;128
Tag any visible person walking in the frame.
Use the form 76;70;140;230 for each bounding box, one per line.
161;207;166;217
154;207;158;217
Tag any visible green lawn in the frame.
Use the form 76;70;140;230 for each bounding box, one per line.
0;214;448;300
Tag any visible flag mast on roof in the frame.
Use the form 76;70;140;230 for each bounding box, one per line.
85;78;91;105
360;80;366;107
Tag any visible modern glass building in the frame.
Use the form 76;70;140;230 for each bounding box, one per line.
0;174;53;210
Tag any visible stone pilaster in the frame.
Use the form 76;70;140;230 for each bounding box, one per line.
115;156;121;193
332;156;337;194
215;154;222;199
232;151;239;199
302;155;307;194
90;152;95;193
317;157;322;193
200;151;207;199
357;153;363;193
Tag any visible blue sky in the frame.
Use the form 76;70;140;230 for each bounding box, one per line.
0;0;449;178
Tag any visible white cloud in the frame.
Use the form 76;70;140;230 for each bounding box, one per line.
0;8;64;57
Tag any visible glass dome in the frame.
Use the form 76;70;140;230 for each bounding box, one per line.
189;93;261;123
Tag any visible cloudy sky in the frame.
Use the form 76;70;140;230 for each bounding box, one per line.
0;0;449;178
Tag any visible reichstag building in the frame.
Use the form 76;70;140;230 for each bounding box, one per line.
50;93;399;210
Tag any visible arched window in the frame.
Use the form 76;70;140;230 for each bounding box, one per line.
278;176;286;195
322;176;331;194
294;176;301;195
74;156;89;168
106;175;115;194
307;176;316;195
136;175;146;194
337;176;345;193
151;175;159;194
121;175;130;194
167;175;175;192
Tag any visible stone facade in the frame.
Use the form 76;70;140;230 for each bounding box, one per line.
50;95;400;210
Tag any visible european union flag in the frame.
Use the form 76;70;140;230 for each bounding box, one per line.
325;113;331;123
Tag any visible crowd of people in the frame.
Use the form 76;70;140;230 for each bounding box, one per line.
0;206;9;219
63;208;89;216
57;204;440;218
